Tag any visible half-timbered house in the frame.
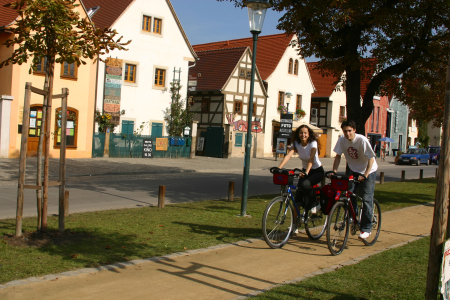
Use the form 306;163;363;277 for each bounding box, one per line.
188;47;268;158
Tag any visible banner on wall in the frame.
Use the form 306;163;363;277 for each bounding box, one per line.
279;113;293;138
103;58;123;126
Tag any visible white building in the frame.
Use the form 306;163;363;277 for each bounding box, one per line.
82;0;197;136
193;34;315;157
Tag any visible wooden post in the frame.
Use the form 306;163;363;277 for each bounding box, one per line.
401;170;405;182
420;169;424;180
228;181;235;202
321;177;326;187
16;82;31;237
104;131;110;157
436;168;438;179
59;88;68;232
64;190;69;217
158;185;165;208
380;172;384;184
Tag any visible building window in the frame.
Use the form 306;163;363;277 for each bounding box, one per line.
296;95;302;111
294;60;299;75
34;57;48;74
61;61;77;79
252;102;257;115
234;101;243;114
246;70;251;79
278;91;285;107
239;69;245;77
339;106;346;117
124;64;136;83
153;18;162;34
201;97;210;113
54;107;78;148
154;68;166;87
376;106;380;132
142;15;151;32
288;58;293;74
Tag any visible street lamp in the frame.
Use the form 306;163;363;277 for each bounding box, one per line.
240;0;271;217
285;92;292;113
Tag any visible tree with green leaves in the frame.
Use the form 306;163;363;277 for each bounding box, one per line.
220;0;450;134
0;0;130;231
163;81;193;136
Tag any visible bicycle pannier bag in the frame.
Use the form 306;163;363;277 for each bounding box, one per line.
330;175;354;191
272;170;294;185
320;184;335;214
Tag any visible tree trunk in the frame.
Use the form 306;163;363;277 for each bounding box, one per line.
41;56;55;231
425;39;450;299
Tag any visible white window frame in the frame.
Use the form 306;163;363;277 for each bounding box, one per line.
140;13;164;37
122;60;139;87
153;65;169;90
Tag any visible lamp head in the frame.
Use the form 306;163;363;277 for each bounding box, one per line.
243;0;271;33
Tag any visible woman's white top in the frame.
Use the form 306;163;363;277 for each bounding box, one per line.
294;140;322;170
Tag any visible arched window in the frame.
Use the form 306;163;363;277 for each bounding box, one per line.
294;60;299;75
54;107;78;148
288;58;293;74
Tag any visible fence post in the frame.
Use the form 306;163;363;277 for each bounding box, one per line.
420;169;424;180
380;172;384;184
158;185;165;208
401;170;406;182
436;168;438;179
64;190;69;217
321;177;325;187
228;181;234;202
104;131;110;158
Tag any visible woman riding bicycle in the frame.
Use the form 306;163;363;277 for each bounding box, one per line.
277;125;324;213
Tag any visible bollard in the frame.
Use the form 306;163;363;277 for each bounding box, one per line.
321;177;325;187
228;181;235;202
64;190;69;217
420;169;423;180
158;185;165;208
401;170;405;182
436;168;438;179
380;172;384;184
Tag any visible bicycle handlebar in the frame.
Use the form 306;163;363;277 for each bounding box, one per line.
269;167;306;176
325;171;367;182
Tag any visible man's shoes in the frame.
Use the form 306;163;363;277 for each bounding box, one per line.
310;203;321;214
358;231;371;240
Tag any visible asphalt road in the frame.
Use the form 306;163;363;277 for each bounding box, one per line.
0;156;439;220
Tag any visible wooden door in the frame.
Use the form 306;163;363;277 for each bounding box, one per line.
317;133;327;158
27;105;45;157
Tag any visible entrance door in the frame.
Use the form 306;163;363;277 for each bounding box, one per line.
27;105;45;157
205;127;224;158
317;133;327;158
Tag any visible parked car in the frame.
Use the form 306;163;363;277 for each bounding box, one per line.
397;148;429;166
426;146;441;165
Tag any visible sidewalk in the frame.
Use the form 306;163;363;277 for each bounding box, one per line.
0;203;433;300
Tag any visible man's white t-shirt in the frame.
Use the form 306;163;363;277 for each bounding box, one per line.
294;140;322;170
333;134;378;174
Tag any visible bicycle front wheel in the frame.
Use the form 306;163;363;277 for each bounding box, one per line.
362;198;382;246
326;201;349;255
262;196;294;248
305;209;328;240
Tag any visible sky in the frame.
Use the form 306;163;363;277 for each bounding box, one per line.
170;0;285;45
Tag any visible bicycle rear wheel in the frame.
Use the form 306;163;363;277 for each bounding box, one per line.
326;201;349;255
305;209;328;240
362;198;382;246
262;196;294;248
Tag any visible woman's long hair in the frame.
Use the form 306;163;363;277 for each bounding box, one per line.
292;125;321;155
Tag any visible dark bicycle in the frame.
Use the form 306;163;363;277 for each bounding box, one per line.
262;167;328;248
325;172;382;256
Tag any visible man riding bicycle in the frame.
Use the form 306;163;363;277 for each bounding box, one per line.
330;120;378;240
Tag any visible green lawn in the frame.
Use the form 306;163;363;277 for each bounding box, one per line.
0;178;436;284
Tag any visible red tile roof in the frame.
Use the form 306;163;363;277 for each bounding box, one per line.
190;47;247;91
307;62;339;98
193;33;293;81
0;0;18;27
81;0;134;29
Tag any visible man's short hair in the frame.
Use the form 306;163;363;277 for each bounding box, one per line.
341;120;357;130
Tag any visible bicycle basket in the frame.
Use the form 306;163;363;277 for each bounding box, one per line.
320;184;335;214
330;175;354;191
272;170;294;185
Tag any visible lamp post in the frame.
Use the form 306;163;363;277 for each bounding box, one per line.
240;0;271;216
285;92;292;113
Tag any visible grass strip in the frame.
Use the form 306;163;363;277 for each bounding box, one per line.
252;236;429;299
0;178;436;284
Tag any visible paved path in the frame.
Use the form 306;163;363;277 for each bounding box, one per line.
0;204;433;299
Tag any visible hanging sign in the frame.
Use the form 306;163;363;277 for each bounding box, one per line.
143;139;153;158
103;58;123;126
279;113;293;138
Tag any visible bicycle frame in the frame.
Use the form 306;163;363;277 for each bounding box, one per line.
333;189;363;227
